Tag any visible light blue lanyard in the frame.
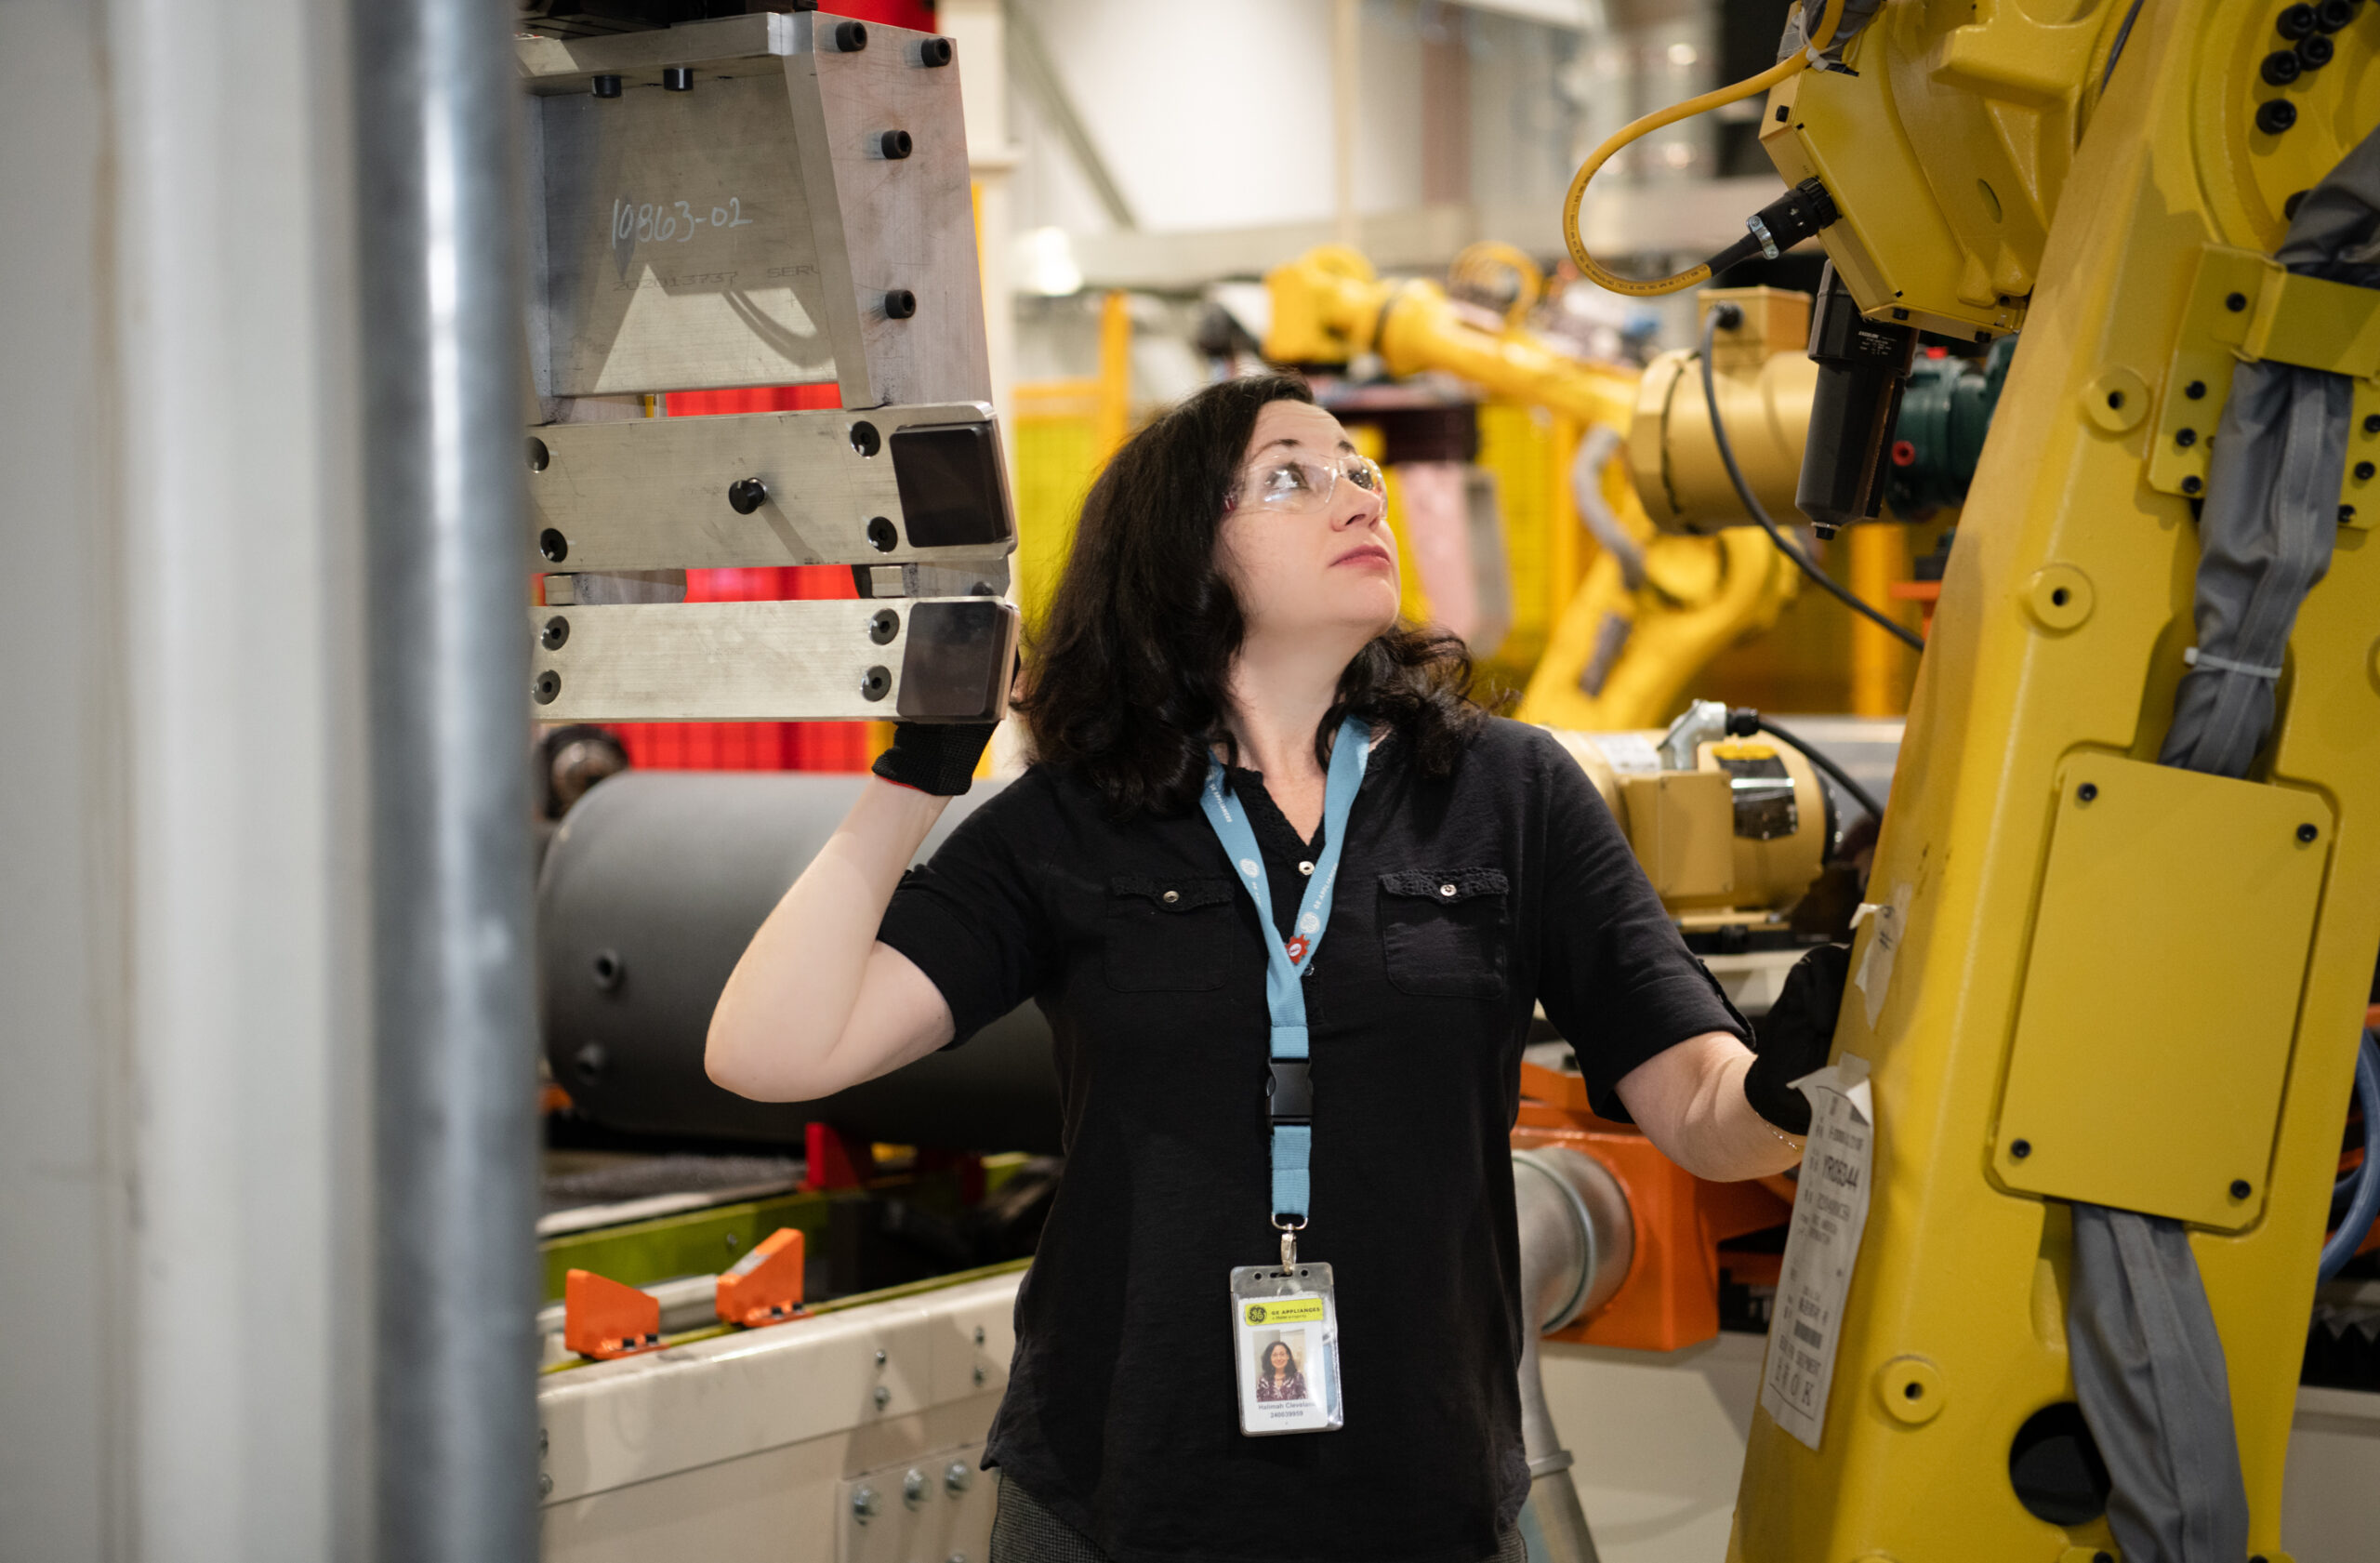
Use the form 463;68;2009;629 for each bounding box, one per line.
1198;714;1371;1230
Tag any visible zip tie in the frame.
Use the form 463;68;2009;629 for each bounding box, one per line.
2185;646;2284;680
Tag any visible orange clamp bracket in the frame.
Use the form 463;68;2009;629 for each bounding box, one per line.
715;1226;807;1329
562;1268;665;1360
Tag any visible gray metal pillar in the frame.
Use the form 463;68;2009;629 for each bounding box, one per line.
350;0;540;1557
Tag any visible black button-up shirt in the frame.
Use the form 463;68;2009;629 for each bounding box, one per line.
877;718;1744;1563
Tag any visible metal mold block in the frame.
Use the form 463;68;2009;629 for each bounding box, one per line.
526;403;1014;572
519;12;988;407
528;596;1019;724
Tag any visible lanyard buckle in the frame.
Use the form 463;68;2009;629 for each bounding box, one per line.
1266;1059;1313;1124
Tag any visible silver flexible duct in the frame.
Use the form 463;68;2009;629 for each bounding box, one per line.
1511;1147;1634;1563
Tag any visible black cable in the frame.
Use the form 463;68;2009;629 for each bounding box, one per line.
2101;0;2147;92
1741;711;1887;823
1698;305;1928;654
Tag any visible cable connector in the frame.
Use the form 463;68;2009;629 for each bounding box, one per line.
1705;179;1840;274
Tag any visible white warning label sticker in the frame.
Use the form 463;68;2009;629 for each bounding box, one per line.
1759;1053;1875;1451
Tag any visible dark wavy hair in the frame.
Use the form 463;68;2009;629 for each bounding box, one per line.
1018;373;1489;817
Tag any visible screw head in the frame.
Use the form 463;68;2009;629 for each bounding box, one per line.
591;949;622;990
872;1384;892;1409
2176;427;2197;447
2186;379;2207;399
2226;290;2251;312
2298;33;2335;68
2358;462;2376;482
849;420;881;457
904;1468;929;1505
590;73;622;99
728;477;768;514
866;516;899;552
945;1461;972;1494
541;615;571;651
862;665;891;701
2279;3;2317;38
869;608;899;645
538;528;569;563
973;1325;986;1345
2077;782;2098;803
2297;822;2320;843
879;128;914;159
662;66;694;91
874;1348;888;1366
540;1472;553;1496
972;1363;987;1385
920;36;955;66
2011;1138;2032;1159
835;19;868;50
884;288;918;320
2183;474;2203;495
852;1485;879;1519
533;669;562;706
2256;99;2298;136
527;435;551;471
2263;47;2304;85
2230;1178;2253;1200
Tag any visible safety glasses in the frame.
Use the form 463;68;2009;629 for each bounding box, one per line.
1227;451;1388;515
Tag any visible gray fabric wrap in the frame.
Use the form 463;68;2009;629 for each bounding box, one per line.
2067;124;2380;1563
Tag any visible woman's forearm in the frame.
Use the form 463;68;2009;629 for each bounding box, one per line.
706;777;953;1101
1613;1032;1805;1182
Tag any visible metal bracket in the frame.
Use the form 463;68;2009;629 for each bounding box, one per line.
2148;245;2380;525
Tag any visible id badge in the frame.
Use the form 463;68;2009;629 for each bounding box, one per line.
1229;1263;1344;1436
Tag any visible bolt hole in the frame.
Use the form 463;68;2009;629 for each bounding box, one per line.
2106;390;2124;410
866;516;899;552
527;436;550;472
2008;1401;2110;1524
850;421;881;457
1904;1382;1924;1399
538;528;569;563
591;949;623;990
2051;587;2070;607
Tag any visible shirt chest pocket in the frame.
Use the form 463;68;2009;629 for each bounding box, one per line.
1104;874;1237;992
1378;868;1510;1000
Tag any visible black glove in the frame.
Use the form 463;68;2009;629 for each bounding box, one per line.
871;722;997;797
1743;942;1851;1135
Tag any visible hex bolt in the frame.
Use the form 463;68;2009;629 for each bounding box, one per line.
850;421;881;457
866;516;899;552
2230;1179;2254;1199
869;608;899;645
527;435;550;472
2257;99;2299;135
2298;33;2335;68
534;670;562;706
662;66;694;91
862;665;892;702
2298;822;2320;842
946;1462;973;1494
852;1486;879;1521
872;1383;892;1409
836;20;869;50
2077;782;2098;803
880;128;914;159
728;477;768;515
541;616;570;651
2186;379;2207;399
2263;47;2303;84
539;528;569;563
2176;428;2197;447
2279;3;2318;37
904;1468;929;1507
885;288;919;320
590;73;622;99
919;35;955;66
2011;1138;2033;1159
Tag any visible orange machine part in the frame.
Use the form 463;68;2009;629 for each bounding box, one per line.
1513;1061;1792;1353
563;1268;665;1360
715;1227;808;1329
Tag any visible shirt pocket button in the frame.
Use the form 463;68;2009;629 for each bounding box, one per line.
1162;890;1180;904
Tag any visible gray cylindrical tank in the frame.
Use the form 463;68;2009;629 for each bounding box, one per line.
539;770;1064;1153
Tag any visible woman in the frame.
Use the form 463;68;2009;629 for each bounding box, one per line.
1256;1341;1307;1404
707;375;1820;1563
